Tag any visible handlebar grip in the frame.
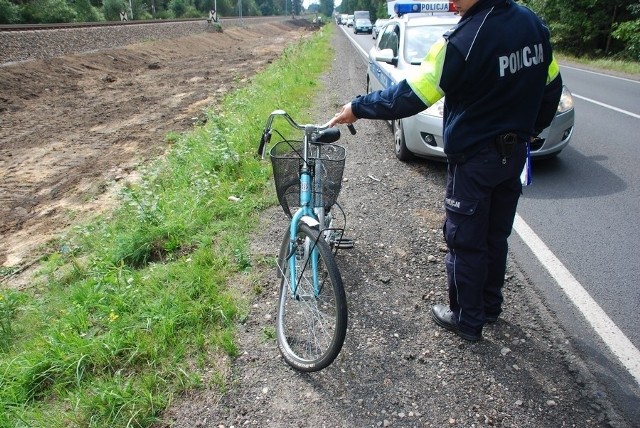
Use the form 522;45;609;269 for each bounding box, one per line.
347;124;356;135
257;130;271;158
315;127;341;144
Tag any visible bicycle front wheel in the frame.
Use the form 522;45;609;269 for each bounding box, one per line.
276;222;347;372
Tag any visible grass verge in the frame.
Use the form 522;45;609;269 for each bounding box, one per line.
0;24;333;428
557;52;640;76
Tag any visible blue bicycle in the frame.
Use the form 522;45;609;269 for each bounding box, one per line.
258;110;355;371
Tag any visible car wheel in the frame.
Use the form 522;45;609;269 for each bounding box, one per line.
393;119;414;161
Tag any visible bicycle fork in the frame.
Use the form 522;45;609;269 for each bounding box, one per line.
287;171;322;299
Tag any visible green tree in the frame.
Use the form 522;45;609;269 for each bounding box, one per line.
102;0;126;20
73;0;104;21
258;0;279;16
522;0;635;57
131;0;151;18
612;2;640;60
21;0;77;23
0;0;21;23
318;0;334;18
217;0;233;15
290;0;300;15
234;0;260;15
168;0;187;15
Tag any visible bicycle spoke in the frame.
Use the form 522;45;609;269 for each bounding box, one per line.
276;224;346;371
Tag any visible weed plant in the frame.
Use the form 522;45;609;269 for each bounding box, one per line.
0;25;334;428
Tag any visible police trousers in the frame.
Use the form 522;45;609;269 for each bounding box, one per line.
442;142;527;335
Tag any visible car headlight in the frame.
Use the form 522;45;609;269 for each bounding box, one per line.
423;99;445;118
557;85;574;113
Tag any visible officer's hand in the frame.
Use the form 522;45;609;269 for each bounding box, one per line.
328;102;358;128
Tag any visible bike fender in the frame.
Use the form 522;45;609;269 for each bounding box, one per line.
300;215;320;228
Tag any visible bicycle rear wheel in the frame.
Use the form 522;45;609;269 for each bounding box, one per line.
276;222;347;372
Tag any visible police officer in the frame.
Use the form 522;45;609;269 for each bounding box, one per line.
329;0;563;341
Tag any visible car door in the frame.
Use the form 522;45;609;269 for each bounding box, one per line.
367;23;400;93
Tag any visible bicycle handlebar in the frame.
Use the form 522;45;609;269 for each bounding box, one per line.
257;109;356;159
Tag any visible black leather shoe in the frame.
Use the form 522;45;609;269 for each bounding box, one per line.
431;304;482;342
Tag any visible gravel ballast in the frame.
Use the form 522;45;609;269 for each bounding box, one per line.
0;22;212;64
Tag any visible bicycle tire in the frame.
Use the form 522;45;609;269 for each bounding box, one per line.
276;222;347;372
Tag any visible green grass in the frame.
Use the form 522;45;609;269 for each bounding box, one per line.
0;24;335;428
557;52;640;75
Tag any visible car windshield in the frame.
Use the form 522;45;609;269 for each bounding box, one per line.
404;25;451;65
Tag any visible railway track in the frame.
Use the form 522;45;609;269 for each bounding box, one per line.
0;15;290;32
0;15;298;64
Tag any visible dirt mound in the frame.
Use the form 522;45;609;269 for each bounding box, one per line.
0;20;315;276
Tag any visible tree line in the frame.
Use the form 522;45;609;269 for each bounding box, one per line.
0;0;324;24
336;0;639;61
1;0;638;61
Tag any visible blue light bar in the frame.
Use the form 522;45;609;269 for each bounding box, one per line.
394;1;455;16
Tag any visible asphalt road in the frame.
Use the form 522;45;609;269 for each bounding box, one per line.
512;65;640;425
338;23;640;425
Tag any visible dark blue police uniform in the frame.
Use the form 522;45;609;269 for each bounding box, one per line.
350;0;562;339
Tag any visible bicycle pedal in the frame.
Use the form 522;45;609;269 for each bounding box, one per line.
333;237;354;249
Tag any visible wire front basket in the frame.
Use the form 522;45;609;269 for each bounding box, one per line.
269;139;346;218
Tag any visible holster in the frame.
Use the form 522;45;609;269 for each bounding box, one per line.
494;133;519;159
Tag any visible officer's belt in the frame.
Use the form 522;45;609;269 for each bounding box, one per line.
446;133;525;164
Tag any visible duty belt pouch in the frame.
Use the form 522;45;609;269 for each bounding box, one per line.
494;133;518;159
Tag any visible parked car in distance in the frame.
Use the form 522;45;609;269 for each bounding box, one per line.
367;3;575;162
354;18;373;34
372;18;390;39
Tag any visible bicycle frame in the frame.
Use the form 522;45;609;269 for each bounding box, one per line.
289;143;323;298
260;110;330;297
259;110;333;297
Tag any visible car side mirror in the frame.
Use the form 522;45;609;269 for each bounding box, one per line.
375;48;398;66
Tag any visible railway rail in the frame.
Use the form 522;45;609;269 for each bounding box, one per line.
0;15;289;32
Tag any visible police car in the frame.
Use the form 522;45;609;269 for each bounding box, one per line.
367;1;575;161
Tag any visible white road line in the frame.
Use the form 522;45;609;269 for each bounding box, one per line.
572;94;640;119
513;213;640;386
561;64;640;84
